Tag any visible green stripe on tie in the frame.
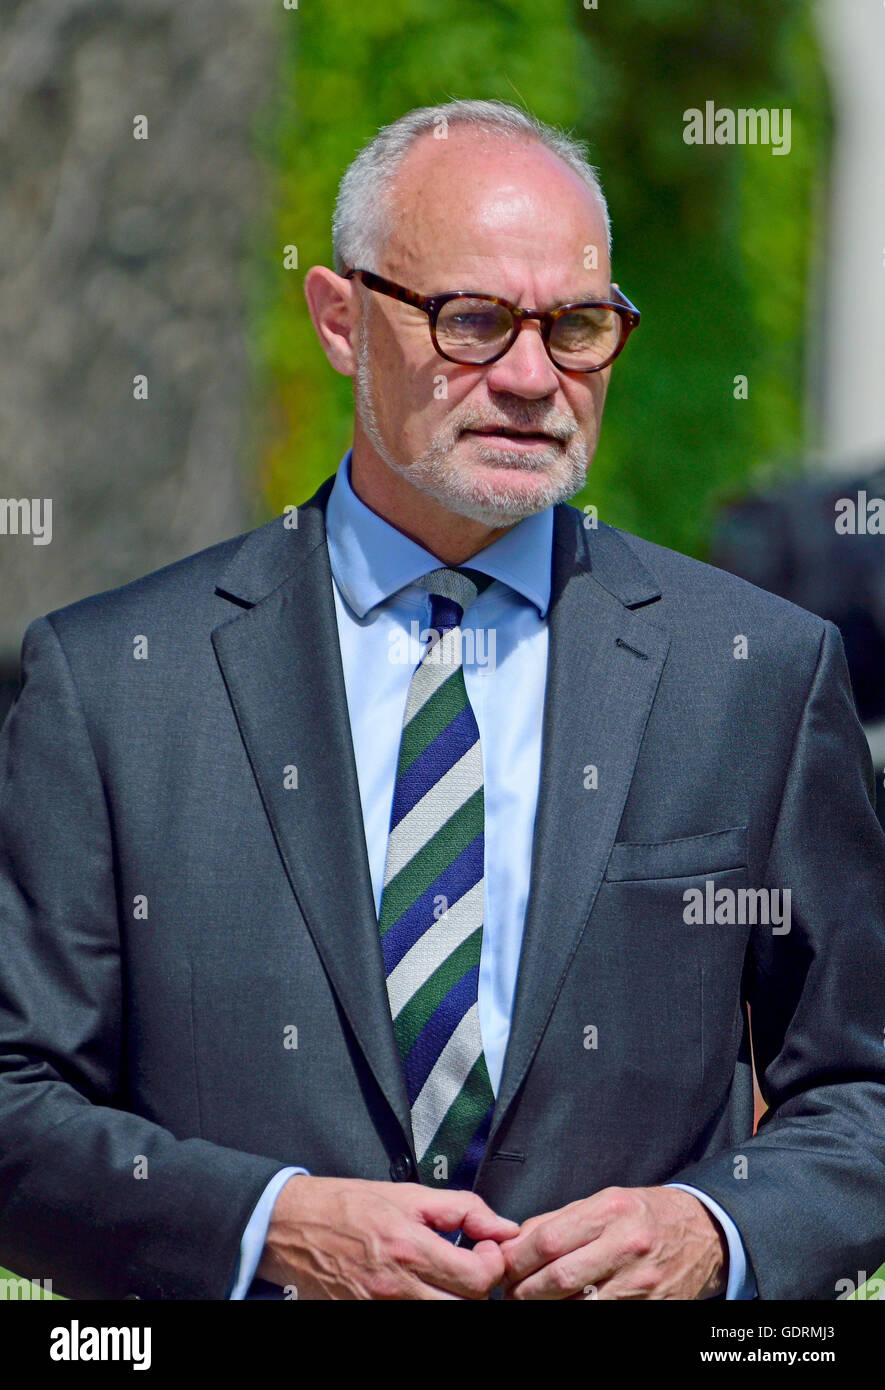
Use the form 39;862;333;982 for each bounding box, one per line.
392;927;484;1055
396;672;466;776
378;788;483;934
419;1052;495;1183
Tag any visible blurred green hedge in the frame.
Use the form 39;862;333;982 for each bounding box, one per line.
246;0;829;559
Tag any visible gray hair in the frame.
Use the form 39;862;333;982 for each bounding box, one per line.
331;98;611;276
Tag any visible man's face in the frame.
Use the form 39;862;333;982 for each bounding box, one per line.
350;128;615;527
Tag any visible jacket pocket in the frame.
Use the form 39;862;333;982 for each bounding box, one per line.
604;825;748;883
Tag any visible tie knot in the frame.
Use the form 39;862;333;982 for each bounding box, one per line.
413;566;493;635
413;566;493;617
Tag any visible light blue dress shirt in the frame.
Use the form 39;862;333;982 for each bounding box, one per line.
229;448;757;1300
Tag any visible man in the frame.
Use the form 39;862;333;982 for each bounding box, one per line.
1;99;884;1302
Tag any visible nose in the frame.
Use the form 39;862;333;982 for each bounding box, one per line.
483;317;560;399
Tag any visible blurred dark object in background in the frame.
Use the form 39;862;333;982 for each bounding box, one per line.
711;460;885;826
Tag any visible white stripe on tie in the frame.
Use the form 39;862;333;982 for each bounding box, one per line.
386;878;485;1020
403;625;466;725
411;1002;485;1162
382;742;483;887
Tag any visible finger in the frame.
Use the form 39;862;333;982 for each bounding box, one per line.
407;1224;506;1299
507;1220;652;1301
458;1195;521;1243
506;1244;607;1300
384;1268;466;1301
471;1234;511;1291
414;1282;466;1301
500;1202;609;1285
418;1189;520;1243
497;1211;547;1253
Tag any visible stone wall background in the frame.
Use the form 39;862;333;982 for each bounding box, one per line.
0;0;277;717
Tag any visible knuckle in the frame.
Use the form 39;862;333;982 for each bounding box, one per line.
369;1268;408;1300
624;1267;661;1298
609;1187;638;1219
535;1224;563;1261
623;1225;654;1260
548;1262;577;1296
595;1186;628;1220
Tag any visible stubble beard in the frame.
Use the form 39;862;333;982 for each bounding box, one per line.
353;330;592;527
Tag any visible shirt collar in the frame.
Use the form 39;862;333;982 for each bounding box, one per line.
325;448;553;619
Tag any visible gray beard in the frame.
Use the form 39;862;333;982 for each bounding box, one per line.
353;333;590;527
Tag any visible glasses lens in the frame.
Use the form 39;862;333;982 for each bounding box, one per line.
549;306;621;369
435;297;514;361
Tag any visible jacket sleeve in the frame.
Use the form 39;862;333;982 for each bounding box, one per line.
669;619;885;1299
0;616;284;1299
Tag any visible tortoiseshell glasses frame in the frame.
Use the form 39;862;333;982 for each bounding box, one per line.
344;266;640;373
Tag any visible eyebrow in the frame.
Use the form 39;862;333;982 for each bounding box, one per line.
437;287;612;308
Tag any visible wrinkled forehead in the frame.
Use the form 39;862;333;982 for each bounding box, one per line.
379;129;610;293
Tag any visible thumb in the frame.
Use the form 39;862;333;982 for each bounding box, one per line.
458;1198;521;1244
418;1190;520;1243
470;1237;508;1284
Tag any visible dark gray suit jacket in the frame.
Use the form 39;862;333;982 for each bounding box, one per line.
1;475;884;1300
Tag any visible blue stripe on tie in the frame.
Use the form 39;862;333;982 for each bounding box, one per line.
389;704;479;830
430;595;464;633
380;832;484;973
401;966;479;1101
448;1101;495;1189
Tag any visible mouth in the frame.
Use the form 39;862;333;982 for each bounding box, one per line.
462;428;560;448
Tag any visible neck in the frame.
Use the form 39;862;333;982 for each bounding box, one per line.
348;436;517;565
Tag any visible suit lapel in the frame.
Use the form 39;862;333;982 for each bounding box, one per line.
485;506;670;1155
211;476;415;1150
211;479;670;1168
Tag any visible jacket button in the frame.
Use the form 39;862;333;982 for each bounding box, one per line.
390;1153;414;1182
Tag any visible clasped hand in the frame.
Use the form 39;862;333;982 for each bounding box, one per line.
496;1185;727;1300
258;1176;727;1300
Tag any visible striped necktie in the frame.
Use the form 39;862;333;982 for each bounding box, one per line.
378;565;496;1190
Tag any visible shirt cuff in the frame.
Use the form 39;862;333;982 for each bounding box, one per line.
228;1167;312;1299
665;1182;758;1300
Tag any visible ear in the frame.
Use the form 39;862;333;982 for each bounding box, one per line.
303;266;359;377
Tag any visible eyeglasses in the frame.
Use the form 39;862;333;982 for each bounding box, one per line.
344;267;640;373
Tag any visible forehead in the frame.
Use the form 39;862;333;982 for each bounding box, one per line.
379;127;610;294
